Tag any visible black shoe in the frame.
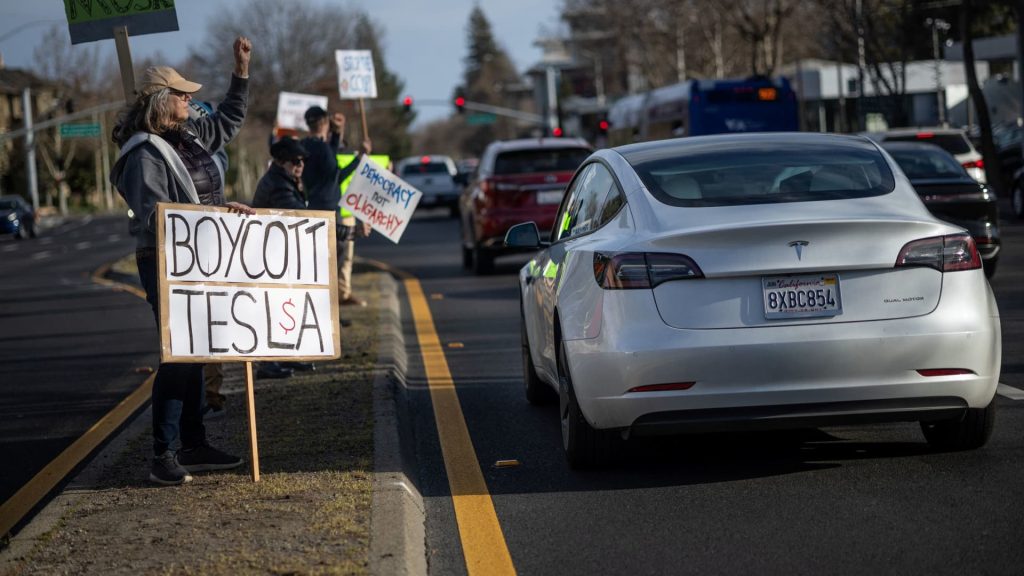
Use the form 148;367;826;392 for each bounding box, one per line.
279;361;315;372
178;442;244;472
256;364;293;379
149;450;192;485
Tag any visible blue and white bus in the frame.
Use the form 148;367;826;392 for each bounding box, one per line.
607;76;799;146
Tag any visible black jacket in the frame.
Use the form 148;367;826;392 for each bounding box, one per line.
300;132;360;212
252;163;306;210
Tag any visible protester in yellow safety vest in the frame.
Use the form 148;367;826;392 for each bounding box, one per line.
300;106;371;308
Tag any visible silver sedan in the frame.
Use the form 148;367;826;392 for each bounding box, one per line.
506;133;1001;468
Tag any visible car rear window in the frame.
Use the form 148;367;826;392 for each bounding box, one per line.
401;162;450;176
493;148;590;175
886;147;969;180
885;134;971;155
632;143;895;207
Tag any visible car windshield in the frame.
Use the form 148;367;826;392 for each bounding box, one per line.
0;200;17;210
401;162;450;176
493;148;591;175
884;133;971;155
886;147;969;180
631;143;895;207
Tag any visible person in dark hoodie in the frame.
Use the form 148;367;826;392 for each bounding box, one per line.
110;36;254;486
249;137;316;375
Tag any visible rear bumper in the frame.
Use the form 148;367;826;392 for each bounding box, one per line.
563;272;1001;432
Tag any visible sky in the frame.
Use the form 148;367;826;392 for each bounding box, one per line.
0;0;561;127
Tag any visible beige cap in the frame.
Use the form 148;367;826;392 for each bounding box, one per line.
137;66;202;99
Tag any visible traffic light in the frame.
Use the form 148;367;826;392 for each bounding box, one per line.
402;96;413;113
598;119;609;134
551;126;563;137
454;96;466;114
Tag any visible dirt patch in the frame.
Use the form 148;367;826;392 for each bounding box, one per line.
4;272;385;576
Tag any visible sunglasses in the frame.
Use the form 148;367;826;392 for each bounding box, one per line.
288;157;305;165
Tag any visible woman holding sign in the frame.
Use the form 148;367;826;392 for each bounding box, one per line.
111;36;254;486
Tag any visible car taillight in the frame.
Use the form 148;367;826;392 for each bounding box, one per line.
593;252;703;289
895;234;981;272
962;159;984;170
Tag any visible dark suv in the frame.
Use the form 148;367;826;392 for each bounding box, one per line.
0;195;37;239
458;138;592;274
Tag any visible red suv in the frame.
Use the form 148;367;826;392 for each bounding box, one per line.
459;138;592;274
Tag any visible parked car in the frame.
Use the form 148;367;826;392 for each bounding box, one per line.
881;141;1000;278
459;138;592;274
0;195;37;239
506;133;1000;468
992;122;1024;217
395;155;461;217
864;127;986;183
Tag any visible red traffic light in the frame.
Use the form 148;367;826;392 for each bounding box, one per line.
598;119;610;132
454;96;466;114
402;96;413;112
552;127;563;137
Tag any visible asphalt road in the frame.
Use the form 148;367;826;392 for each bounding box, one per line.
0;216;156;510
359;206;1024;575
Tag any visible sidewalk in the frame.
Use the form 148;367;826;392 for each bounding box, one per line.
0;269;425;575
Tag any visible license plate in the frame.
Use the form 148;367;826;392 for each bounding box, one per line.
537;190;563;205
762;273;842;320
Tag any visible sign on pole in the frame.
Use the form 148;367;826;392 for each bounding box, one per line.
335;50;378;99
62;0;179;45
276;92;329;131
60;123;101;139
156;204;341;362
343;156;422;243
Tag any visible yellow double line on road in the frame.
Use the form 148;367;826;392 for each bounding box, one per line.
404;277;516;575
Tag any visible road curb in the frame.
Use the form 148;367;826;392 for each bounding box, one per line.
370;272;428;576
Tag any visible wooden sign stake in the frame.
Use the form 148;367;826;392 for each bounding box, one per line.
358;98;370;142
245;361;261;482
113;26;135;105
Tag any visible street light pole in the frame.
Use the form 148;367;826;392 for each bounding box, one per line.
926;17;951;126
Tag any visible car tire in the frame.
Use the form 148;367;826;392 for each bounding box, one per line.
449;205;459;219
558;340;619;468
521;310;554;405
13;226;24;240
472;245;493;275
1013;181;1024;219
920;399;996;451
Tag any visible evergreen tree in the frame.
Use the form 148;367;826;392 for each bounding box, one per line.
457;6;520;155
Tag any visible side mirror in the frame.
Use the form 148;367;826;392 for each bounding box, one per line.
504;222;542;249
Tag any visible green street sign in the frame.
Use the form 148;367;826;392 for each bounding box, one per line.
60;123;102;139
466;113;497;126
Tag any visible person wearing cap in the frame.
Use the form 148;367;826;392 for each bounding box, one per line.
110;36;254;486
301;108;372;308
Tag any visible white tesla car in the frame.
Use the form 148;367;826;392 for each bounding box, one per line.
505;133;1001;468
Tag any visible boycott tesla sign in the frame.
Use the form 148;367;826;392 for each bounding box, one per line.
156;204;340;362
344;156;421;243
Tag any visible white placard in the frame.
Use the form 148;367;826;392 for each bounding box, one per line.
335;50;377;99
276;91;329;131
168;285;335;358
343;156;422;243
157;205;340;362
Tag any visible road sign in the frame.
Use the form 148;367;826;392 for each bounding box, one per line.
60;123;101;139
466;113;497;125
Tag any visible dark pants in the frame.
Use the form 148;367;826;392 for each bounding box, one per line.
137;250;207;456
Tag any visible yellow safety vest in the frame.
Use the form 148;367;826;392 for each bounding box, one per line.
336;154;391;217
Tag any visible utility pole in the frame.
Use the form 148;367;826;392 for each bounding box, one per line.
21;87;39;211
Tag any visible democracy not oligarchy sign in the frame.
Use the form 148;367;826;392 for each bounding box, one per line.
343;156;421;243
156;204;340;362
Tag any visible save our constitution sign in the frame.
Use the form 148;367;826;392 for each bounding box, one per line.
156;204;340;363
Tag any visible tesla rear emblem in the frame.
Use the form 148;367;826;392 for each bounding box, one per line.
788;240;809;260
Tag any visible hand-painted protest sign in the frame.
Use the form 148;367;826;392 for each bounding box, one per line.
335;50;377;99
62;0;179;44
156;204;340;362
343;156;421;243
336;153;390;219
276;92;329;131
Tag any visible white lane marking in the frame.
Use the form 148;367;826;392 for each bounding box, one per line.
997;383;1024;400
74;241;92;250
30;250;52;260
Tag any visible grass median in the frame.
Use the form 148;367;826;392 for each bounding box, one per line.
5;260;385;576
